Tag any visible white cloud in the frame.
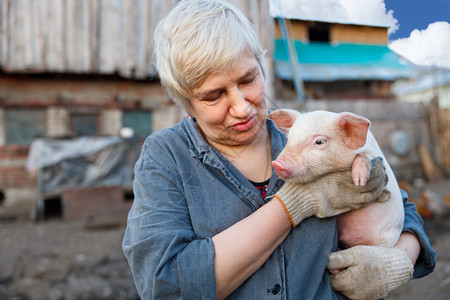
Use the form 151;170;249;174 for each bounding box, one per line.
269;0;398;32
389;22;450;69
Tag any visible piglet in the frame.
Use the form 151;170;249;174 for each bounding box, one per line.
269;109;403;249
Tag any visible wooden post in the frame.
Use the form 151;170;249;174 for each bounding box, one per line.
428;96;441;162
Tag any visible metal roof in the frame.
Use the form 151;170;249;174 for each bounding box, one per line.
274;39;415;81
392;68;450;95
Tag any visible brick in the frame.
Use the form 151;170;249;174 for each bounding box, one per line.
61;186;127;221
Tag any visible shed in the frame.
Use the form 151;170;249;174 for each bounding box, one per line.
272;19;416;100
27;136;141;220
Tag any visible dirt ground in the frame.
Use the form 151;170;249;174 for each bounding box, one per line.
0;205;449;299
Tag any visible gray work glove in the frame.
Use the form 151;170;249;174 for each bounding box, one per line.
326;245;414;300
274;157;389;227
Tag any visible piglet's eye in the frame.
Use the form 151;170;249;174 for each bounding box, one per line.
315;139;325;145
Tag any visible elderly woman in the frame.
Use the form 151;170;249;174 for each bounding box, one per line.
122;1;435;299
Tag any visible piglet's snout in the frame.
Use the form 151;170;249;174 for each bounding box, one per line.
272;159;293;179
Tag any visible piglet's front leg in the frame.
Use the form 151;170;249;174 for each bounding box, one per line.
352;154;370;186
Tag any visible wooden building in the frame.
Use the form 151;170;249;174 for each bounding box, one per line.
273;18;414;100
0;0;273;218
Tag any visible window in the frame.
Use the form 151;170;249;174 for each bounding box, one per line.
71;113;99;136
5;108;46;145
308;23;330;42
122;111;152;139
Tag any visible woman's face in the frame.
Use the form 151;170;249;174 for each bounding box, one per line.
189;54;268;149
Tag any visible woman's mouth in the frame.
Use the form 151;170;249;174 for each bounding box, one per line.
232;116;255;132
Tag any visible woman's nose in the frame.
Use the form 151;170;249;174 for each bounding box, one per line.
229;88;251;117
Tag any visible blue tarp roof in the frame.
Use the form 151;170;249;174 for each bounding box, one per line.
274;39;415;81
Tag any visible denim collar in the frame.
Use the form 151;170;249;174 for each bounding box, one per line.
180;117;212;159
180;116;286;162
180;116;287;204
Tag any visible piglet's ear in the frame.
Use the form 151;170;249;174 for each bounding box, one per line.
268;109;301;134
336;112;370;150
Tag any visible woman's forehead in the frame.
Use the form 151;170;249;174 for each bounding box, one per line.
193;55;260;92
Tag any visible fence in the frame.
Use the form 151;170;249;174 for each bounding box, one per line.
438;107;450;174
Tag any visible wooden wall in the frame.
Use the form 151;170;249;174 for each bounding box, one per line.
331;24;388;45
274;21;308;41
274;20;388;45
0;0;273;80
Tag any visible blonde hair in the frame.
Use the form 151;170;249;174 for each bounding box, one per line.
153;0;266;110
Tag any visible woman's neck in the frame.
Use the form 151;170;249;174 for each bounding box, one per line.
214;126;272;183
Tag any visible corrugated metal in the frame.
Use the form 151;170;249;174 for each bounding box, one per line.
275;62;415;81
274;39;414;81
392;68;450;95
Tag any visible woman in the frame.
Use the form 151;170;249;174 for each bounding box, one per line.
122;1;435;299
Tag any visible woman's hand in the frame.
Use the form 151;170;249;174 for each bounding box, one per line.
326;245;414;300
274;157;389;227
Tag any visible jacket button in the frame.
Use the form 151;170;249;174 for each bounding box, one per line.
269;284;281;295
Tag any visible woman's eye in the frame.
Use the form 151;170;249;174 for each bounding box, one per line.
203;94;221;102
242;75;256;85
315;139;325;145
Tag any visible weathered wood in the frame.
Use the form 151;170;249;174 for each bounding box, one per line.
0;1;5;68
0;0;272;80
418;144;444;182
134;0;150;79
438;107;450;174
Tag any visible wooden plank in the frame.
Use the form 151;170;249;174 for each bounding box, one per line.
117;0;129;77
63;0;74;70
418;144;444;182
35;0;47;71
77;0;91;72
7;0;18;69
41;0;50;69
65;0;89;72
145;0;155;76
98;0;114;73
111;0;124;75
28;0;41;69
439;107;450;173
124;0;137;78
21;0;33;69
88;0;99;71
45;0;64;71
0;0;8;69
135;0;148;77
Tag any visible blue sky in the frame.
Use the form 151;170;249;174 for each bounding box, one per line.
385;0;450;40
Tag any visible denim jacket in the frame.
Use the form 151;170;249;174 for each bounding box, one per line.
123;117;435;300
